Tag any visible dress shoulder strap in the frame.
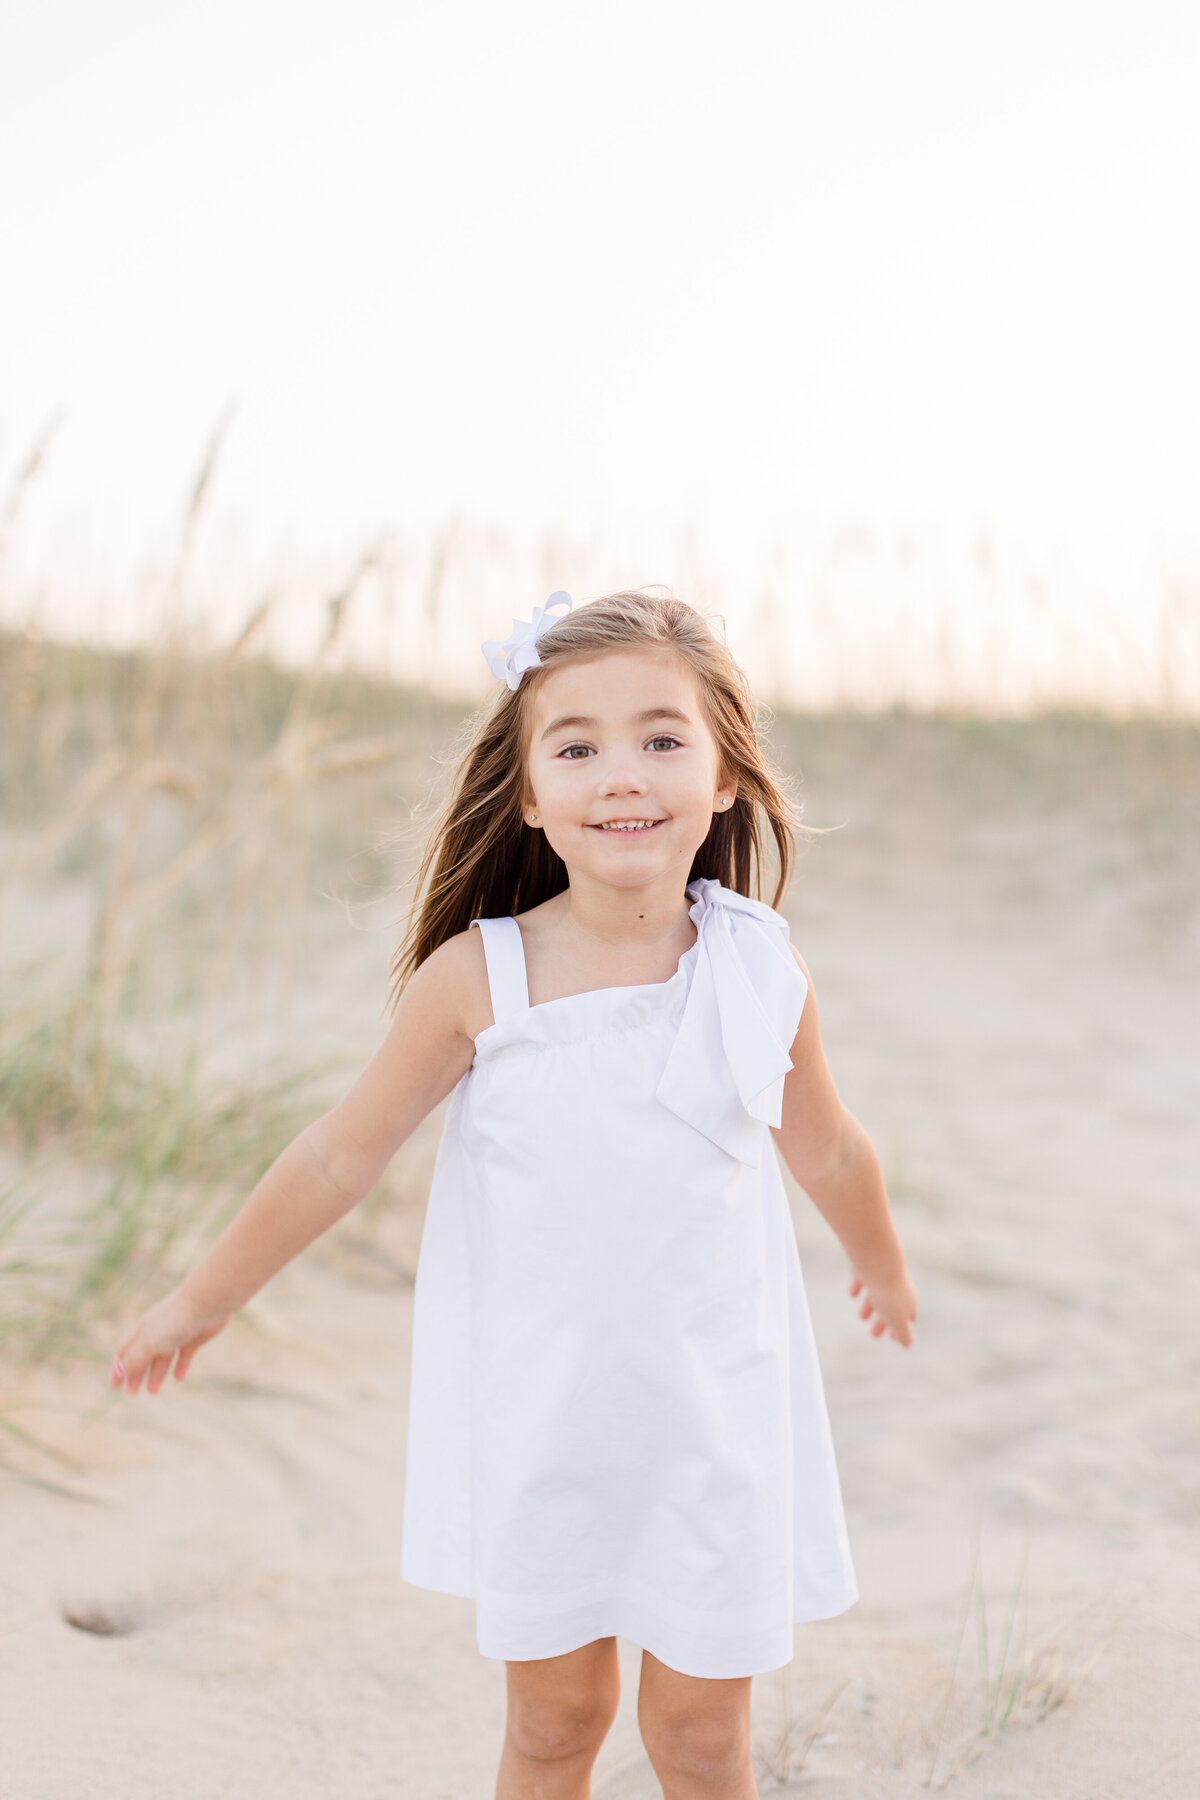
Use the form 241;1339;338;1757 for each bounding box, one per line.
470;916;530;1026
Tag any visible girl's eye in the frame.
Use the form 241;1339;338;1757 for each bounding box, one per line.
648;734;681;752
558;744;594;760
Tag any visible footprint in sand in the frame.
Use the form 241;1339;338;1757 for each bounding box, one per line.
60;1600;142;1636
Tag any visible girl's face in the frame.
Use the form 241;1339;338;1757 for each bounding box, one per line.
523;647;736;893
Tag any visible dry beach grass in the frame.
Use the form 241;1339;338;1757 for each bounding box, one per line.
1;615;1198;1795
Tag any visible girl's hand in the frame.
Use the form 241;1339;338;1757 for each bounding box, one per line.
109;1287;232;1395
849;1267;918;1347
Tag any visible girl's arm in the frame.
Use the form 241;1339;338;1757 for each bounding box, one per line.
110;932;484;1395
772;950;918;1347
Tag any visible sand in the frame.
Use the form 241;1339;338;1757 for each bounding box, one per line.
2;718;1198;1796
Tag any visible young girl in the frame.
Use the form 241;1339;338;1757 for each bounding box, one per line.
112;590;917;1800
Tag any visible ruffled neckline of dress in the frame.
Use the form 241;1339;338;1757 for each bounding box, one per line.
472;878;808;1167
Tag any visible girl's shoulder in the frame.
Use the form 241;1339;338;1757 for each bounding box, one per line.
407;925;494;1043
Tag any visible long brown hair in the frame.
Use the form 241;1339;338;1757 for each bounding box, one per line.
389;590;800;1001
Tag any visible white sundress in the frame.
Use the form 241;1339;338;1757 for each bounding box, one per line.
400;877;857;1680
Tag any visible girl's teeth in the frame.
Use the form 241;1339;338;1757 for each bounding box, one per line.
601;821;657;831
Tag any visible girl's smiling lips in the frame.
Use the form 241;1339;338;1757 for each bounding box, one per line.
589;818;666;832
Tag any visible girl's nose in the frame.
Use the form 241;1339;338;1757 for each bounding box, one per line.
597;761;649;797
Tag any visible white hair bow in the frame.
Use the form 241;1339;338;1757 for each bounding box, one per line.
481;591;573;691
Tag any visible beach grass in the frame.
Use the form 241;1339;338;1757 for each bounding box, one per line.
0;621;466;1359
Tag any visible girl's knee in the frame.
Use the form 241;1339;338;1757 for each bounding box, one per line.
640;1701;751;1784
505;1661;620;1766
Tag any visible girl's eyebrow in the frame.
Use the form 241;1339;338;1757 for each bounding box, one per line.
539;706;693;741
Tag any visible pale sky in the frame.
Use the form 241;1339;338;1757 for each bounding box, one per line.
2;1;1198;700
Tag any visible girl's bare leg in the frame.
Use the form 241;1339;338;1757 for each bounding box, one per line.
637;1648;757;1800
496;1636;621;1800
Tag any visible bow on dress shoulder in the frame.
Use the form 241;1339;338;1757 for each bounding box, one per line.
655;879;808;1166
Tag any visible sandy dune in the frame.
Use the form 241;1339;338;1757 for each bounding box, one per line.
3;718;1198;1796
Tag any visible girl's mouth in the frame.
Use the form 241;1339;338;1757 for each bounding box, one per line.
590;819;665;833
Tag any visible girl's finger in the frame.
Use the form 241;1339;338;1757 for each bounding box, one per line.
174;1345;199;1381
109;1356;126;1388
871;1318;886;1337
848;1277;862;1297
146;1354;173;1395
114;1328;147;1385
111;1335;137;1382
858;1295;872;1321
